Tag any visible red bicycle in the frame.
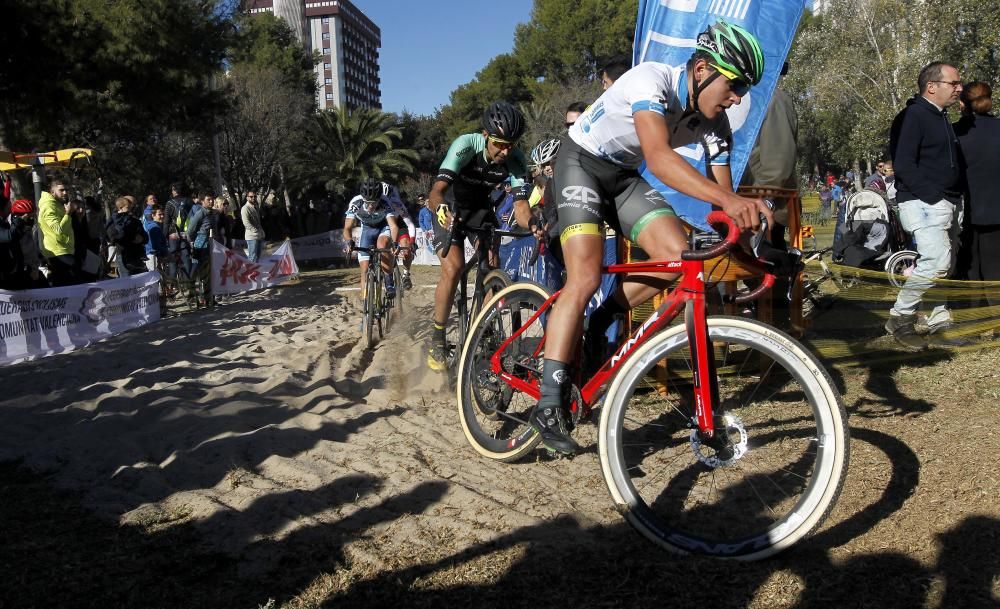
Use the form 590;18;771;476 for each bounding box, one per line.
456;211;849;559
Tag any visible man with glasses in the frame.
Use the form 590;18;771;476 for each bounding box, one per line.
885;61;965;349
565;101;587;130
424;100;535;371
528;20;771;455
865;159;896;201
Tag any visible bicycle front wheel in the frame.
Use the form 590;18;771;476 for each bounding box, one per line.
457;282;549;462
364;272;378;349
599;316;849;560
393;264;405;315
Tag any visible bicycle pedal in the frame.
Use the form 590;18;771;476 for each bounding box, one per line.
541;447;575;460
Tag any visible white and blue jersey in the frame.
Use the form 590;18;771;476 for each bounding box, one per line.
380;185;412;223
346;194;395;228
569;61;732;170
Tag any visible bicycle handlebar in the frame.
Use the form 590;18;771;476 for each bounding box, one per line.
729;274;775;305
680;211;742;261
353;246;396;255
437;215;540;266
686;210;798;305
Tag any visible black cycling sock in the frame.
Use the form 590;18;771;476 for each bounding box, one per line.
432;321;446;347
538;359;569;407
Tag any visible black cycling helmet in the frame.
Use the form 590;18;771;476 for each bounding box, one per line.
360;177;381;202
482;101;526;142
695;20;765;86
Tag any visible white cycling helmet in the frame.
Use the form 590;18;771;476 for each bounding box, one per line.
530;138;562;166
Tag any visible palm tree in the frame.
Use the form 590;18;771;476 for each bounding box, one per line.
294;106;419;197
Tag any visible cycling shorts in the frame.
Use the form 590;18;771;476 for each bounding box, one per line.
553;137;675;244
398;218;415;244
357;223;390;263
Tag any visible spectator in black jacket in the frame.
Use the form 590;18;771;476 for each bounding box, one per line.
954;81;1000;307
108;196;148;277
0;194;25;290
885;61;965;349
164;183;193;280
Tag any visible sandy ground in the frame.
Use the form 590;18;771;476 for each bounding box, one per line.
2;266;999;608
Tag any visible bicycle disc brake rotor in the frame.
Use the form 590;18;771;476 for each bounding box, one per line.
689;414;748;468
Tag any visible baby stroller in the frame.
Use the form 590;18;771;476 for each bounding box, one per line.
833;186;917;287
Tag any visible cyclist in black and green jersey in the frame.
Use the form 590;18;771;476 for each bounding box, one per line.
426;101;540;371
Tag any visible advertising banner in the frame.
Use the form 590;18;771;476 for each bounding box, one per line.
211;240;300;295
0;272;161;366
634;0;807;231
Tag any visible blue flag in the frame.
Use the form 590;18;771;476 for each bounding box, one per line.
634;0;807;231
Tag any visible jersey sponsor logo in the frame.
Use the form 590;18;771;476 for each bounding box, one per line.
562;186;601;205
643;188;666;205
559;223;601;244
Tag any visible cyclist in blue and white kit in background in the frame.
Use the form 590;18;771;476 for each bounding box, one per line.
379;181;414;289
530;20;774;455
343;178;401;300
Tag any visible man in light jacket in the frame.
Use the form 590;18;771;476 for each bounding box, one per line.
241;191;265;262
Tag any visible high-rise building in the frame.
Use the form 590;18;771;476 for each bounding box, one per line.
246;0;381;111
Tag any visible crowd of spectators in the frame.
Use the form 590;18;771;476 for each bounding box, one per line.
0;176;427;292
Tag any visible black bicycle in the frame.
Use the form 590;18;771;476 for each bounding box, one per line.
355;245;400;349
437;217;539;369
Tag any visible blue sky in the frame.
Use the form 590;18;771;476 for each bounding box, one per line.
353;0;535;116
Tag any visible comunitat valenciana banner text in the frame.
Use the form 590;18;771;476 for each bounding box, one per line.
0;272;161;366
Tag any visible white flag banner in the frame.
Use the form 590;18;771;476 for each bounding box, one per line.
0;272;161;366
289;231;346;260
211;240;300;295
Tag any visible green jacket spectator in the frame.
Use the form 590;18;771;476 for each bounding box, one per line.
38;188;74;258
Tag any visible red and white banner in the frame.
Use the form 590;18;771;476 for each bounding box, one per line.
211;240;300;295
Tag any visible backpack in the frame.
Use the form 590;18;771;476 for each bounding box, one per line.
105;217;125;245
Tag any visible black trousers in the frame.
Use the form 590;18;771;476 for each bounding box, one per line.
46;255;81;287
963;224;1000;306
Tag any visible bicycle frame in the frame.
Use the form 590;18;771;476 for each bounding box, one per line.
488;212;775;439
450;220;538;338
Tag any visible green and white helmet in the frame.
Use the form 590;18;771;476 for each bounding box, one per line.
696;20;765;85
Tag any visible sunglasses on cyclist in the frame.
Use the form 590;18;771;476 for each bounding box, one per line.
729;78;751;97
488;136;515;151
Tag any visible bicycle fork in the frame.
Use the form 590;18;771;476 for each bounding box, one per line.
684;293;722;441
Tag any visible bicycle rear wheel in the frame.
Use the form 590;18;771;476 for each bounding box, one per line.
457;282;549;462
599;316;849;559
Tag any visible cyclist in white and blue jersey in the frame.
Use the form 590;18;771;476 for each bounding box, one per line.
379;181;415;289
343;178;401;300
531;20;774;455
